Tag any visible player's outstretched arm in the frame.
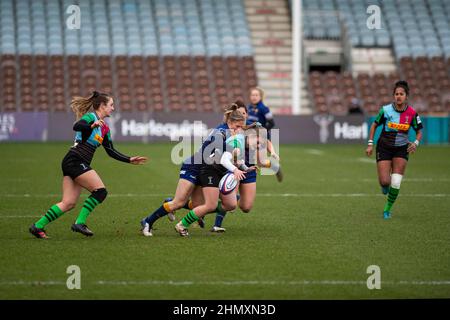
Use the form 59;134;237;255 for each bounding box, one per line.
102;133;148;164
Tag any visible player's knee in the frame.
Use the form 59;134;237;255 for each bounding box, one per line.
170;199;185;210
240;204;252;213
379;177;390;187
222;203;236;212
91;188;108;203
205;202;218;213
391;173;403;189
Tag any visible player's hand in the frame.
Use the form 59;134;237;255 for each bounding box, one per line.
130;156;148;165
407;142;418;154
233;168;246;181
245;166;257;172
366;145;373;157
91;120;106;128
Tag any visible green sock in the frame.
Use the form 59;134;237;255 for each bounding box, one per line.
216;201;226;214
181;210;199;228
384;187;400;212
35;204;64;229
75;196;100;225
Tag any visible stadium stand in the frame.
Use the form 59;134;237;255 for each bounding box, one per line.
0;0;256;113
297;0;450;115
0;0;449;114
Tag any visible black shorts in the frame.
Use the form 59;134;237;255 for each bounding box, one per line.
376;142;409;162
198;165;227;188
61;151;92;179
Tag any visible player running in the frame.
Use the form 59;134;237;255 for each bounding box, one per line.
29;91;147;239
366;80;423;219
174;108;252;236
211;100;280;232
140;104;252;236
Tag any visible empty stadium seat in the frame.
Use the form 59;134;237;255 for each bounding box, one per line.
1;0;257;112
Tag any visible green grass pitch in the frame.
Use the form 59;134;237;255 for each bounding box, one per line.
0;142;449;299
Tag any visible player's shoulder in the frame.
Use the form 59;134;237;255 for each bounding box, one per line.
209;124;228;140
258;102;271;113
377;103;394;115
406;105;418;114
381;103;393;111
81;112;96;122
215;122;228;130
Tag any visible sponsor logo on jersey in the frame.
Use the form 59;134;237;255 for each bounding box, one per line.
387;122;410;131
94;134;104;144
417;116;422;124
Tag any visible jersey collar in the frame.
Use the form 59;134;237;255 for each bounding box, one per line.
392;102;408;113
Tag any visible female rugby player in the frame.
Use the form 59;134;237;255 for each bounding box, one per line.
366;81;423;219
140;104;250;236
29;91;147;238
248;87;282;182
174;108;249;236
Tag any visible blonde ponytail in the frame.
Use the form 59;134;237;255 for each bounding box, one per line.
223;103;239;123
70;91;110;119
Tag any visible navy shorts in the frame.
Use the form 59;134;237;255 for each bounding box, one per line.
198;165;227;188
241;170;257;184
179;162;201;185
376;142;409;162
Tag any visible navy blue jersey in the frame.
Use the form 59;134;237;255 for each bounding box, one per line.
183;123;230;166
247;102;273;128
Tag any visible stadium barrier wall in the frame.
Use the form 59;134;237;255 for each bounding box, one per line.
0;112;448;144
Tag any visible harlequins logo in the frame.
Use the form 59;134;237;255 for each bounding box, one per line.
313;114;334;143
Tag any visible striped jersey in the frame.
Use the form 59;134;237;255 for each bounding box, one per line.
374;103;423;147
70;112;130;164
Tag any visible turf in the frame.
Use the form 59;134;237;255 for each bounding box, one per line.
0;142;449;299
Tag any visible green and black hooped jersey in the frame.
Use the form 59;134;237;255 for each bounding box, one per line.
70;112;130;165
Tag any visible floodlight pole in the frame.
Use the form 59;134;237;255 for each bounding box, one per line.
292;0;302;115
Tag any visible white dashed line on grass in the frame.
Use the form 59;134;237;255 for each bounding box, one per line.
305;149;325;155
1;280;449;286
0;193;449;199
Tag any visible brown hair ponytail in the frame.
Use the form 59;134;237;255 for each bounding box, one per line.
223;104;245;125
70;91;111;119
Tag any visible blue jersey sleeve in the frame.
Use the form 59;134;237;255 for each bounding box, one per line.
261;105;274;120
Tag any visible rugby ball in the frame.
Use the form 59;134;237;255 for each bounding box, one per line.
219;172;238;195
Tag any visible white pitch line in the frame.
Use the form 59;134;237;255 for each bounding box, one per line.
309;178;450;183
257;193;450;197
1;193;450;198
357;157;375;163
0;216;39;218
1;280;450;286
305;149;324;155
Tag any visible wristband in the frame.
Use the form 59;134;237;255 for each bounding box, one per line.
413;140;419;147
368;139;374;146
